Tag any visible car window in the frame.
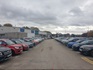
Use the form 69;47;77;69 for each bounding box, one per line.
0;41;2;45
11;40;17;44
2;41;7;45
5;40;15;45
19;39;25;43
80;41;88;44
15;40;21;44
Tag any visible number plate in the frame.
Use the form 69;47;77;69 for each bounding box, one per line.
7;54;11;57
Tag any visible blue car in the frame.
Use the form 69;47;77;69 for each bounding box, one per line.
64;38;80;46
67;40;85;48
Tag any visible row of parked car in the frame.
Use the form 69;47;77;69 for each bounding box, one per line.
55;37;93;57
0;37;44;62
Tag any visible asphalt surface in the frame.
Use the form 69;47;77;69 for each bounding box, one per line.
0;39;93;69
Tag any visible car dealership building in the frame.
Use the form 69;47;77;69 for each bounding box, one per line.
0;27;35;38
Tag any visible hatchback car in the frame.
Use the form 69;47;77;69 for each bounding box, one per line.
0;39;23;55
79;45;93;56
0;46;12;62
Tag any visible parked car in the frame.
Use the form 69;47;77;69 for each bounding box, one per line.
18;39;34;48
55;37;65;42
32;38;40;45
22;38;36;46
27;37;43;46
72;40;93;51
11;39;29;51
0;39;23;55
63;38;80;45
0;46;12;62
67;39;85;48
79;45;93;56
61;37;70;44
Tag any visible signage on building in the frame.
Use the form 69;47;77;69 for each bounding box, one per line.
20;28;25;32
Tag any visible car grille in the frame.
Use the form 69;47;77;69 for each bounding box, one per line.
4;50;11;55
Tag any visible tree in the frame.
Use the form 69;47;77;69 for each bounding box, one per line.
44;31;52;34
3;23;13;27
87;30;93;37
22;26;30;29
82;33;87;37
31;27;39;31
64;33;70;37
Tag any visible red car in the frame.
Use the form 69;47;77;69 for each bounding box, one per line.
0;39;23;55
10;39;29;51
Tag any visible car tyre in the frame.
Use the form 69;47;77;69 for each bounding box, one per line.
11;50;15;56
90;50;93;57
83;52;88;56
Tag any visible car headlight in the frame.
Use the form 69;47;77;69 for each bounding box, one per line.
0;52;3;56
14;47;19;49
23;44;26;47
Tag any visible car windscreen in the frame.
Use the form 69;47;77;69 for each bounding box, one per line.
76;40;84;43
19;39;25;43
76;40;81;43
68;38;75;41
80;40;89;44
13;40;21;44
5;40;15;45
23;39;29;42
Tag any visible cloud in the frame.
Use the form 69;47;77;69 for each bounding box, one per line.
69;7;84;16
0;0;93;34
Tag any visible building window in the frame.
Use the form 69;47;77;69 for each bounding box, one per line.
35;30;39;35
31;30;34;33
20;28;25;32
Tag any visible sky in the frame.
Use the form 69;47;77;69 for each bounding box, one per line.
0;0;93;34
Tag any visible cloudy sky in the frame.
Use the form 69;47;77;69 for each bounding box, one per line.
0;0;93;34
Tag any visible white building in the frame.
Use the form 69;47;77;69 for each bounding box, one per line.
24;29;35;37
0;27;35;38
0;27;20;33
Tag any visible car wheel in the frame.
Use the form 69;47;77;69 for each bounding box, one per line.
83;52;88;56
11;50;15;56
90;50;93;57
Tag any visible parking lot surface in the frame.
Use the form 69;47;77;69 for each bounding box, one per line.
0;39;93;69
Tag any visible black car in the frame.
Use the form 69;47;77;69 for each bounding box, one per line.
0;47;12;62
79;45;93;56
72;40;93;51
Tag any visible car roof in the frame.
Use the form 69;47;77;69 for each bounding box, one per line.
0;39;9;41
